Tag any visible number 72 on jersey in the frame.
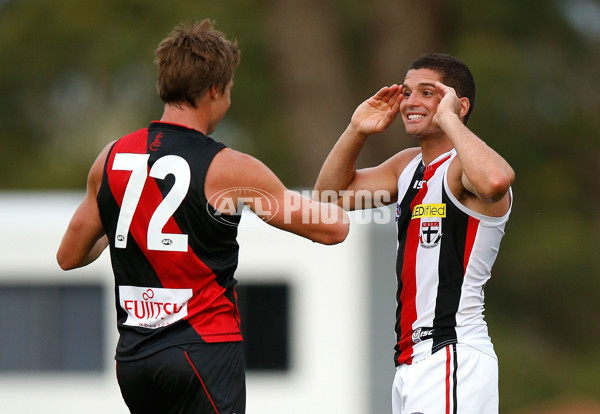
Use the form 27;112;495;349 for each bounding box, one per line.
112;153;191;252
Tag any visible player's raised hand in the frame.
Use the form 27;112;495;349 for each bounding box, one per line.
350;84;402;136
432;81;468;127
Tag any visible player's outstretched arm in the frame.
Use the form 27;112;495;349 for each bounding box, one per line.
206;149;350;245
314;85;404;210
57;144;112;270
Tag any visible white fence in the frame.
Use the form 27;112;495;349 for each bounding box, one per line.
0;191;397;414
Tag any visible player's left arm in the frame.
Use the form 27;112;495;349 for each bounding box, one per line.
57;143;113;270
434;81;515;216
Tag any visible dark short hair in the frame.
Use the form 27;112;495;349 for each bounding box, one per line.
408;53;476;123
155;19;241;108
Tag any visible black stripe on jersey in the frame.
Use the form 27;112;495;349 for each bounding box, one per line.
431;185;469;353
394;162;425;344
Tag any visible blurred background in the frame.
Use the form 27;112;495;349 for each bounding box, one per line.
1;0;599;412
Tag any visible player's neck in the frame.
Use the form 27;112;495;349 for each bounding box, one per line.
160;104;210;135
418;135;453;166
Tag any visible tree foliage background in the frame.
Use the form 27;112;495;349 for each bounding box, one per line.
1;0;599;411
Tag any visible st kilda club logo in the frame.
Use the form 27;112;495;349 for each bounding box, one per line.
419;219;443;248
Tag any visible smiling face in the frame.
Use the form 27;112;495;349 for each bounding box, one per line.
400;68;444;138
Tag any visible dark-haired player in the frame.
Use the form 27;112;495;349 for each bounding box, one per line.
314;53;514;414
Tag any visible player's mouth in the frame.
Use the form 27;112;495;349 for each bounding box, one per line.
406;113;426;121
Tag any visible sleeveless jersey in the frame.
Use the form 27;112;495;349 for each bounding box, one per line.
394;149;511;366
97;122;242;361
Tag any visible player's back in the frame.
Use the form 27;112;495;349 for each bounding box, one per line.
97;121;243;360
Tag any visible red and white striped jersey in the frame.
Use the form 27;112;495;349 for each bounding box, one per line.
394;149;511;366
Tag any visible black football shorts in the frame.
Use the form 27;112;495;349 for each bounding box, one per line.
116;342;245;414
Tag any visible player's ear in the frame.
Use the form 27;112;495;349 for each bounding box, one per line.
459;97;470;120
209;85;219;100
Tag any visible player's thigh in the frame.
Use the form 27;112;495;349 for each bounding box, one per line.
454;344;498;414
175;342;246;414
117;358;166;414
392;347;449;414
117;342;246;414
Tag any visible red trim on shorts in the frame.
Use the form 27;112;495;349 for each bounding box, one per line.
445;345;451;414
185;351;220;414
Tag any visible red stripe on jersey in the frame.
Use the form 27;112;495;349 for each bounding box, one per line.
397;201;421;365
107;130;241;342
463;216;480;274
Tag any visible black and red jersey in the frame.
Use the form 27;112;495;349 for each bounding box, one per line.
97;122;242;361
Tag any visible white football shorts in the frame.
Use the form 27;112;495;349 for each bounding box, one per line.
392;343;498;414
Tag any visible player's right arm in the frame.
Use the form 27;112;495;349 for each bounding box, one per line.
206;149;350;245
313;84;414;210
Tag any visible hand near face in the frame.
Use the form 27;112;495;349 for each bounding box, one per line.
350;84;402;137
432;81;468;127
